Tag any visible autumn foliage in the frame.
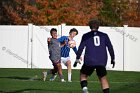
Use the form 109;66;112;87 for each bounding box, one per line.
0;0;140;26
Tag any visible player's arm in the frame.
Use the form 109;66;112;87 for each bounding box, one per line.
47;37;51;48
73;46;83;63
73;35;86;67
72;46;78;54
58;36;67;46
106;34;115;68
47;38;51;55
58;36;66;42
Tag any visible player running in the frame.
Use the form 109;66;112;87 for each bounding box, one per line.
57;28;79;82
74;19;115;93
42;28;65;82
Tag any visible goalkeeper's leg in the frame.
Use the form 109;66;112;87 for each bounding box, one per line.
96;66;109;93
80;64;95;93
80;73;88;93
98;76;109;93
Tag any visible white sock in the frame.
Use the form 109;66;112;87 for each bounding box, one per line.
83;87;88;93
43;71;47;76
83;87;88;90
68;73;71;81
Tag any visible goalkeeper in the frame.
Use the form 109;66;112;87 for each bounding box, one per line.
73;19;115;93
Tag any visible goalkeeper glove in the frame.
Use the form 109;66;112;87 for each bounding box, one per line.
111;60;115;68
73;59;81;67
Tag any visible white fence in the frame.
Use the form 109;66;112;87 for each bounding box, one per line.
0;24;140;72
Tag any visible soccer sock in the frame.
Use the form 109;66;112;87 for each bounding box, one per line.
47;70;51;75
59;74;64;79
68;73;71;81
80;80;88;89
103;88;109;93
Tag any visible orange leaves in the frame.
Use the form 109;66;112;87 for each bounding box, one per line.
3;0;138;26
1;0;102;25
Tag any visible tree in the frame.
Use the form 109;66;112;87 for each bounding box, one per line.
0;0;102;25
98;0;123;26
0;0;139;26
0;0;49;25
98;0;140;27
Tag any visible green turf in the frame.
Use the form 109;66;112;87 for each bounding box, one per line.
0;68;140;93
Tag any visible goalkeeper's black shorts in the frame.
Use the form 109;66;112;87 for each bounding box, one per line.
80;64;107;77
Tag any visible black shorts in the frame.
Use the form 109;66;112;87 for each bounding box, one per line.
80;64;107;77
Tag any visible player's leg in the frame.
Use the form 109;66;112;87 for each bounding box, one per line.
42;61;58;81
56;62;66;82
42;69;47;81
99;76;109;93
42;69;57;81
80;64;94;93
61;57;72;82
66;60;72;82
49;63;58;81
80;73;88;93
96;66;109;93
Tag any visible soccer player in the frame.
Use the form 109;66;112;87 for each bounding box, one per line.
58;28;79;82
74;19;115;93
42;28;65;82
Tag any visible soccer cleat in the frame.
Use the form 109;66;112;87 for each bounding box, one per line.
50;74;57;81
68;80;72;82
83;87;89;93
42;71;47;81
61;79;66;82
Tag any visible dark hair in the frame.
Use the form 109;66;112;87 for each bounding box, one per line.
69;28;78;35
50;28;57;35
88;19;100;30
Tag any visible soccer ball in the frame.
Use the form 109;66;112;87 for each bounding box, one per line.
68;40;76;48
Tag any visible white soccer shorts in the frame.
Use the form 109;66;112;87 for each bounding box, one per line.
61;57;71;66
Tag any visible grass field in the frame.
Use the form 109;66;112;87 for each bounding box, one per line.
0;68;140;93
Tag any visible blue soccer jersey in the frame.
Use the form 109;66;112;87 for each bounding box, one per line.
76;31;115;66
58;36;77;57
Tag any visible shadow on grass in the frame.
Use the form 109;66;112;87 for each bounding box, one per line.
0;89;78;93
0;76;41;81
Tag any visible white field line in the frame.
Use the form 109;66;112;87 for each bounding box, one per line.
73;80;140;84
